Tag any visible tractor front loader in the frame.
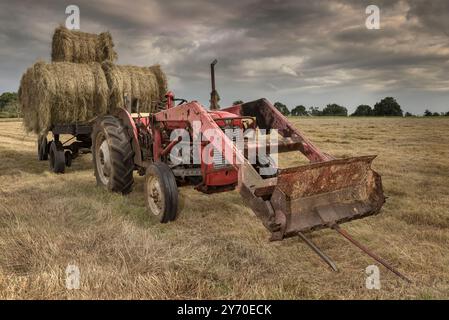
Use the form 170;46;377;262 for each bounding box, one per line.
91;60;410;282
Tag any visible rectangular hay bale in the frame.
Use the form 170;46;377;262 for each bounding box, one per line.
102;62;168;113
51;26;117;63
18;61;109;134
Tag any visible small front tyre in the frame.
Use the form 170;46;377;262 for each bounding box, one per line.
145;162;179;223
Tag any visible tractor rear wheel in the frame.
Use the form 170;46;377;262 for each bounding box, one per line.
92;115;134;194
144;162;178;223
49;141;65;173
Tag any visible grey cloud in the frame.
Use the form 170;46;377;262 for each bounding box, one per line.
0;0;448;114
407;0;449;35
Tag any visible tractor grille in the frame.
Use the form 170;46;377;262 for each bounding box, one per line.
213;149;227;169
213;127;243;169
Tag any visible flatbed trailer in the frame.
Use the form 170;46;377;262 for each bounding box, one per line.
37;123;93;173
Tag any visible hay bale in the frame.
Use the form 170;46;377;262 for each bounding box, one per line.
102;62;168;113
51;26;117;63
148;65;168;98
18;61;109;134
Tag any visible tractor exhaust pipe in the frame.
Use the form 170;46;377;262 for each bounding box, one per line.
210;59;220;110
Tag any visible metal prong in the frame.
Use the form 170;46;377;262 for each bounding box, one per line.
331;224;412;283
298;232;338;272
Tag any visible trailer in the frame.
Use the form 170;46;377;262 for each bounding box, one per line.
37;123;92;173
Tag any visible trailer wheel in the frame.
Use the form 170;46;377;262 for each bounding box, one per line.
49;141;65;173
144;162;178;223
38;135;48;161
92;115;134;194
65;151;72;167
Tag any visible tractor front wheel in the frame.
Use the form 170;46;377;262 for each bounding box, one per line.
144;162;178;223
92;115;134;194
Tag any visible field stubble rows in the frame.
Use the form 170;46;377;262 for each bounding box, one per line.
0;117;448;299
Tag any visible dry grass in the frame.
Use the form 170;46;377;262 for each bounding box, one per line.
0;117;448;299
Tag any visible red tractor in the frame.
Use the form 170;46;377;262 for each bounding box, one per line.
90;61;409;281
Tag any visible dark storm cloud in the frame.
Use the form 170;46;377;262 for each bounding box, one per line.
407;0;449;35
0;0;448;113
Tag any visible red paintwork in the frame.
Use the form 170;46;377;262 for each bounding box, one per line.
153;128;162;161
119;96;332;192
153;101;245;191
205;168;238;186
166;91;175;109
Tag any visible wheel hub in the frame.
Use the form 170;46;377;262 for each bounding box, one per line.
147;176;164;216
96;136;111;185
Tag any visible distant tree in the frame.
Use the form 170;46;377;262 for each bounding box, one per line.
445;111;449;116
404;112;414;117
308;106;322;116
274;102;290;116
0;92;18;111
291;105;308;116
3;100;20;117
232;100;243;105
322;103;348;116
424;109;433;117
432;112;440;116
352;105;373;116
373;97;403;116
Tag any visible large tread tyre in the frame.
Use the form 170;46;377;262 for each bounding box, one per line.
38;135;48;161
145;162;179;223
49;141;65;173
92;115;134;194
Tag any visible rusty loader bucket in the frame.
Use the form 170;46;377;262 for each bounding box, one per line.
239;155;384;241
269;155;385;238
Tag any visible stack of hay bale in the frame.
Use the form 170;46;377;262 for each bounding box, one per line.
19;26;168;134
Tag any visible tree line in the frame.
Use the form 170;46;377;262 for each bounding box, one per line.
0;92;19;118
232;97;449;117
1;92;448;119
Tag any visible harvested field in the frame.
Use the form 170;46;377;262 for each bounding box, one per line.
0;117;448;299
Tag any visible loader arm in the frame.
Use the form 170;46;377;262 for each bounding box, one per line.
154;99;385;241
222;98;333;163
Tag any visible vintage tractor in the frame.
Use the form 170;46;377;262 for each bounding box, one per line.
91;61;409;281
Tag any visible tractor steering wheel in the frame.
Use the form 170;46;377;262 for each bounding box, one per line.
174;98;188;105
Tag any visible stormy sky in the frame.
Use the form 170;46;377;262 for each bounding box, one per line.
0;0;448;114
